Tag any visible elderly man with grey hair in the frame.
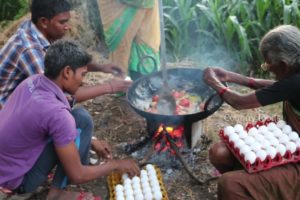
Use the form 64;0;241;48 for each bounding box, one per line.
0;39;140;200
204;25;300;199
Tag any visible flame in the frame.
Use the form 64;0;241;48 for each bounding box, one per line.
153;124;185;154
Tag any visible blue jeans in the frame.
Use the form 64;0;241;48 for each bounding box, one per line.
16;107;93;193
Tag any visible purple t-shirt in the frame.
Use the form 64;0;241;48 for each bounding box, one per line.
0;74;77;189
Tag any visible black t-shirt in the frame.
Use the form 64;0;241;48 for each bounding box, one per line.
255;72;300;110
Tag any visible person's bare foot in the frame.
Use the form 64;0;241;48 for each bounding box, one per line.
46;187;97;200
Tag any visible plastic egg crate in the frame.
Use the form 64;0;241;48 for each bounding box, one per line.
219;119;300;173
107;164;169;200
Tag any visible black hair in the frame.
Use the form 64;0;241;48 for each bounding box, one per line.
31;0;71;24
44;39;92;79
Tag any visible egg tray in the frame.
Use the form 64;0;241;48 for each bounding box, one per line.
107;166;169;200
219;119;300;173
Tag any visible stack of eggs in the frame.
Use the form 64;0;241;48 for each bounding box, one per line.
114;164;163;200
223;120;300;165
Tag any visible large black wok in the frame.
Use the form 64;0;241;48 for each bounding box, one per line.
127;68;224;125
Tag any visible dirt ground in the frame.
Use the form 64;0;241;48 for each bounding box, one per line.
0;7;283;200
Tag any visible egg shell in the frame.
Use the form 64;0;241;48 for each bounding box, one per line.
125;195;134;200
258;125;268;134
286;141;297;153
229;133;239;143
244;136;255;145
256;149;267;161
259;139;271;149
255;134;265;142
124;178;132;186
263;131;274;140
234;139;245;149
234;124;244;133
248;127;258;136
124;184;133;192
153;190;163;200
266;146;277;159
240;145;251;156
279;134;290;144
122;173;129;182
146;164;155;171
224;126;235;136
150;179;160;188
282;125;292;134
276;120;286;129
142;182;151;191
273;128;283;137
135;193;144;200
267;122;277;131
132;182;141;190
276;144;286;156
288;131;299;141
296;139;300;147
244;151;256;164
151;185;161;193
132;176;140;183
144;192;153;200
116;195;125;200
238;130;248;139
115;184;124;192
116;190;124;198
133;187;143;195
250;142;262;152
140;169;148;177
269;138;279;147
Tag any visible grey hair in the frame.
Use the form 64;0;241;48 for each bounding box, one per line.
44;39;92;79
259;25;300;71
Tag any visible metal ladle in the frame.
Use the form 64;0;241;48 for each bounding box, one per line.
156;0;176;115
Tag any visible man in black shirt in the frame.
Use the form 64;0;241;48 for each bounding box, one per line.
204;25;300;199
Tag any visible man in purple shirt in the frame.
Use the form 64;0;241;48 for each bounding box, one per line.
0;0;131;109
0;40;140;199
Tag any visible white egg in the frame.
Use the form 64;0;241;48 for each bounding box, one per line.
132;182;141;190
153;190;163;200
124;184;132;192
258;125;268;134
116;190;124;198
240;145;251;156
244;136;255;145
224;126;235;136
244;151;256;164
124;178;132;186
269;138;279;147
279;134;290;144
248;127;258;136
273;128;283;137
267;122;277;131
146;164;155;171
263;131;274;140
124;188;134;197
276;120;286;129
229;133;239;143
125;195;134;200
134;193;144;200
234;139;245;149
282;125;292;135
150;179;160;188
255;134;265;142
133;187;143;195
122;173;129;182
256;149;267;161
144;192;153;200
250;142;262;152
286;141;297;153
116;194;125;200
151;185;161;193
259;139;271;149
266;146;277;159
140;169;148;177
296;138;300;147
239;130;248;139
132;176;140;184
276;144;286;156
142;182;151;191
288;131;299;141
147;170;157;178
234;124;244;133
115;184;124;193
